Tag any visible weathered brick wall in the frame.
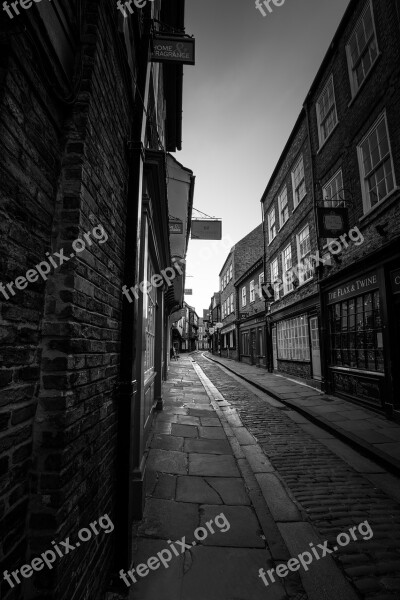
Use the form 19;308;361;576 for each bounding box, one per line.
0;18;65;600
308;0;400;280
0;1;135;598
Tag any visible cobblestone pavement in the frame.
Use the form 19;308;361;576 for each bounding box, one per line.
193;352;400;600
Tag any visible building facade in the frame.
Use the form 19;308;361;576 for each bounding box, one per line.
236;258;267;367
305;0;400;417
0;1;194;598
219;225;264;360
262;112;322;386
208;292;221;355
196;317;209;350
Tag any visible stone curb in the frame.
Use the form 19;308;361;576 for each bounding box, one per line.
203;353;400;475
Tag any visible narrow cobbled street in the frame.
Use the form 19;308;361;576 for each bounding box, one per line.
129;352;400;600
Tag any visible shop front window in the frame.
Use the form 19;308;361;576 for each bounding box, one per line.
328;290;383;372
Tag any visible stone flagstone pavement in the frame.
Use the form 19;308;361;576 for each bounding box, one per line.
125;354;359;600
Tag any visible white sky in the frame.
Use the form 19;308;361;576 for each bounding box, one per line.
174;0;351;316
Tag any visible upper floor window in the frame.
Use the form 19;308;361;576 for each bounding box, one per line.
323;169;345;207
229;265;233;280
259;272;264;292
358;112;395;212
292;155;306;209
270;258;280;300
297;225;313;284
268;208;276;243
241;286;247;307
346;1;379;97
316;75;338;147
281;243;293;295
278;187;289;229
250;280;255;303
230;293;234;313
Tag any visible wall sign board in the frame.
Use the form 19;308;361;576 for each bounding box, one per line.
169;221;183;234
151;36;195;65
191;220;222;240
317;207;349;238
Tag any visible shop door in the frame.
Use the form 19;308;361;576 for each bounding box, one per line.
272;326;278;370
309;317;322;381
250;329;256;365
392;297;400;407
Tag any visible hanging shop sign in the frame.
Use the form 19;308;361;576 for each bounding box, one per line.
151;35;195;65
191;220;222;240
215;323;223;329
390;269;400;295
184;289;193;295
317;207;349;238
169;220;183;234
326;271;378;304
208;328;215;335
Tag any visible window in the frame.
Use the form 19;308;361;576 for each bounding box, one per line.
297;225;313;284
346;1;379;96
277;316;310;361
250;280;255;303
241;286;247;307
328;290;383;372
230;293;234;313
259;272;264;295
230;265;233;280
358;113;395;212
281;244;293;295
278;187;289;228
292;155;306;208
268;208;276;243
323;170;344;207
270;258;280;300
316;75;338;146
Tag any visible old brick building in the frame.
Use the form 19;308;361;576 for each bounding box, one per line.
235;257;267;367
218;224;263;360
0;1;193;599
304;0;400;417
261;112;322;386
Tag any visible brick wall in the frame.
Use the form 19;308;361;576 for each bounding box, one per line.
0;1;136;598
308;0;400;280
277;360;312;380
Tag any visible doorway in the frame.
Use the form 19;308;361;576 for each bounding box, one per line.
309;316;322;381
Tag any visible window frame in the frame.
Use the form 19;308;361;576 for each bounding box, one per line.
296;224;313;285
270;258;280;300
241;286;247;308
250;280;255;303
278;186;289;229
281;243;293;295
268;208;277;244
291;155;306;209
346;0;379;98
357;111;396;214
316;74;338;148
